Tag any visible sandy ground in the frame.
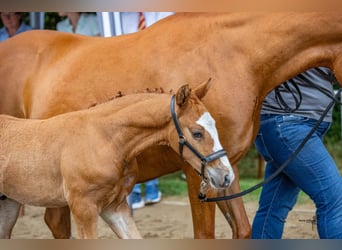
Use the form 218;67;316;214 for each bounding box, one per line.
10;196;318;239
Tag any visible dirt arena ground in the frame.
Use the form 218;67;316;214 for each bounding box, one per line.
10;196;318;239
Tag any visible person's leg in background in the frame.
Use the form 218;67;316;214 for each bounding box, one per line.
130;178;162;209
144;178;162;205
131;183;145;209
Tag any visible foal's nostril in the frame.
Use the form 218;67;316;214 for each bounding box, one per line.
224;175;230;187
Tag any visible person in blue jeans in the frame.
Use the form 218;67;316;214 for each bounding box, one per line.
252;67;342;238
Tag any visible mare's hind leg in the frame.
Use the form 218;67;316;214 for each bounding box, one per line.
101;199;142;239
0;197;21;238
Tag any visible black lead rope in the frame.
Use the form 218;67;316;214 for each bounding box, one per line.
275;80;302;113
201;88;342;202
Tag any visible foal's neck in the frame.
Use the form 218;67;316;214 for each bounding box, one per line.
91;94;173;161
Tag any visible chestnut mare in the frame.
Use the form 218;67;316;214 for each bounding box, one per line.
0;83;234;239
1;12;342;239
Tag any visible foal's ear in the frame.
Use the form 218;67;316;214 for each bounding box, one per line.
176;84;191;107
193;78;212;100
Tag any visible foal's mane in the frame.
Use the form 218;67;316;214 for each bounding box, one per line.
88;87;174;108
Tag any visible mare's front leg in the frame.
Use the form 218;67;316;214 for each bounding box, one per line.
101;199;142;239
0;197;22;238
216;164;251;239
183;165;217;238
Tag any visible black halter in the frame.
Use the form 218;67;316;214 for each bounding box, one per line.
170;95;227;180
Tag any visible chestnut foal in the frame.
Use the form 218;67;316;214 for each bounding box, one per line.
0;82;234;239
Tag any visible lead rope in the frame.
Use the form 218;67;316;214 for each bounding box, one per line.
201;88;342;202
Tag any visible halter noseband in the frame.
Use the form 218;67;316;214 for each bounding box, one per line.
170;95;227;180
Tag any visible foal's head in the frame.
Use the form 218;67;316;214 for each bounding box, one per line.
169;79;235;193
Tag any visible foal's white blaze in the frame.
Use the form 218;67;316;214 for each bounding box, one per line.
196;112;235;183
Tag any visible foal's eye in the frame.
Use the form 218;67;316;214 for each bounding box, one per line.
192;130;203;139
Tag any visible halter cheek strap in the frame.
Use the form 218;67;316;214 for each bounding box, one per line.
170;95;227;179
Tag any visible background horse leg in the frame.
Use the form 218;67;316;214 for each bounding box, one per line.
216;165;251;238
0;198;21;238
101;200;142;239
44;206;71;238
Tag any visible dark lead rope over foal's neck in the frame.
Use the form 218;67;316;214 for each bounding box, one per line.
202;87;342;202
170;95;227;182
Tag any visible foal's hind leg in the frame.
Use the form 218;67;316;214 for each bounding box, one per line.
101;199;142;239
0;197;21;238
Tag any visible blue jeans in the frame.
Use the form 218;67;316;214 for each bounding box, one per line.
132;178;159;200
252;114;342;239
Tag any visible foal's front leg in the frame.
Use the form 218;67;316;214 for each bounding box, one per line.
69;199;99;239
101;199;142;239
0;197;22;238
